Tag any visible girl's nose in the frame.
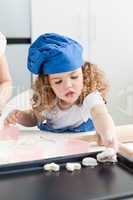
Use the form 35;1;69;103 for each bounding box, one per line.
64;78;72;88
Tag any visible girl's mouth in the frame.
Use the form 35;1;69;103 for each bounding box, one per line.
65;91;75;97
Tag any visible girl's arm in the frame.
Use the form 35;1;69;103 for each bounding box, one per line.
4;109;40;127
16;110;38;127
91;104;118;150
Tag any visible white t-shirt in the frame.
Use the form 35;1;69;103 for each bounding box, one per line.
45;90;104;129
0;32;6;55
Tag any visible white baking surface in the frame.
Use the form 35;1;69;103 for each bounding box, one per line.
0;129;105;165
124;142;133;151
120;143;133;151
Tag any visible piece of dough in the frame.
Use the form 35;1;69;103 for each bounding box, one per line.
96;148;117;163
43;162;60;172
82;157;98;167
66;162;81;172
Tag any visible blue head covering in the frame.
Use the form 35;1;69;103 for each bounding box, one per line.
27;33;84;75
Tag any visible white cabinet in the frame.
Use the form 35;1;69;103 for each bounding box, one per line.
0;0;31;96
0;0;30;37
5;45;31;96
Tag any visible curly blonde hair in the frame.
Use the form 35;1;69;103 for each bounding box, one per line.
31;61;109;114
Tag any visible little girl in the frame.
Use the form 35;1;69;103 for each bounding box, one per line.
4;33;118;150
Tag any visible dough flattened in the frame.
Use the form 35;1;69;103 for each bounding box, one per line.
43;162;60;172
82;157;98;167
96;148;117;163
66;162;81;171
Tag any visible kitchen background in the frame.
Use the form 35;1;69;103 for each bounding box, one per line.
0;0;133;125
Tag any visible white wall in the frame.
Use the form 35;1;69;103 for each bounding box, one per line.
89;0;133;124
31;0;90;60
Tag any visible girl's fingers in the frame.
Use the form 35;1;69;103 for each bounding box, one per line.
4;110;20;127
4;118;16;127
4;117;16;126
4;119;10;127
104;138;118;152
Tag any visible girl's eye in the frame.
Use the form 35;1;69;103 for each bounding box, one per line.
55;80;62;84
71;76;78;79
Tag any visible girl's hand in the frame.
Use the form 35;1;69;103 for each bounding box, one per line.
100;131;119;152
4;109;24;127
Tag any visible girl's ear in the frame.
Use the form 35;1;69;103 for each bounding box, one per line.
46;74;52;85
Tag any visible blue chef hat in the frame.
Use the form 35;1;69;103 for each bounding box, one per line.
27;33;84;75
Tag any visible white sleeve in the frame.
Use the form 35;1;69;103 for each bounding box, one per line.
83;90;104;110
0;32;7;55
81;90;105;121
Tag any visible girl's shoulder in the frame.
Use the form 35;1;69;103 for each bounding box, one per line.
0;32;6;55
82;90;104;110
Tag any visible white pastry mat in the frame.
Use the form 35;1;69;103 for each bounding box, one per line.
120;143;133;151
0;129;105;165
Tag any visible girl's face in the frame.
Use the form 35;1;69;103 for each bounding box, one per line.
49;68;83;105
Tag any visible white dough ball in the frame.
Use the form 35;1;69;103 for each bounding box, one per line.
82;157;98;167
66;162;81;172
96;148;117;163
43;162;60;172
